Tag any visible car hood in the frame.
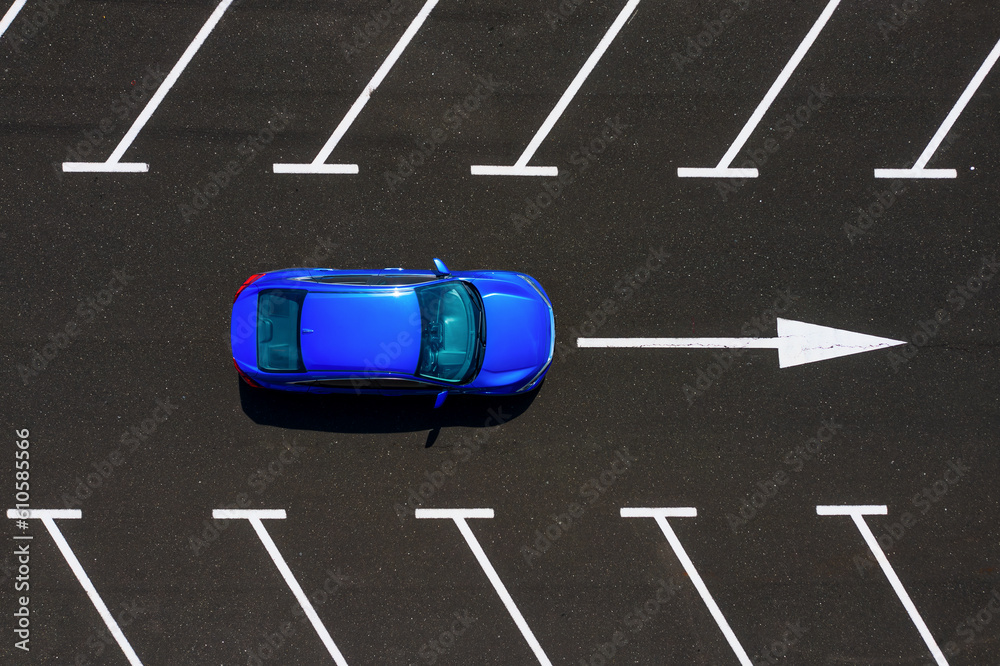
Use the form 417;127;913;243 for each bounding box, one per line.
299;290;422;374
472;278;553;389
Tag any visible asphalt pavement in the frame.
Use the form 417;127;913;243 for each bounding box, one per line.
2;0;999;664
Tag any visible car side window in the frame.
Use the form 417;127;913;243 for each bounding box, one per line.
307;275;373;285
373;275;438;286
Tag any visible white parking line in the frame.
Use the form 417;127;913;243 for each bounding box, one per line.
273;0;439;174
6;509;144;666
415;508;552;665
0;0;26;39
817;505;950;665
875;35;1000;179
622;508;752;665
212;510;349;666
471;0;641;177
63;0;235;173
678;0;841;179
7;508;81;519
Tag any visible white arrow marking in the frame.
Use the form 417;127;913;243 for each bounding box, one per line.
0;0;27;39
578;317;905;368
678;0;841;179
875;34;1000;180
817;505;949;665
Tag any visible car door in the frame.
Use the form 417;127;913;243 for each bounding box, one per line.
305;378;376;394
368;377;443;396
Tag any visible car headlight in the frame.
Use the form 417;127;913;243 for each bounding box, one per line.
519;274;551;306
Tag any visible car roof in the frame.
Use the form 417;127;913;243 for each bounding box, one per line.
299;289;422;374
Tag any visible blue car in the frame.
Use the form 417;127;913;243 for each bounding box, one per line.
231;259;555;406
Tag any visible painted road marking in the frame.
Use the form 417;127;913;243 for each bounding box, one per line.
211;509;349;666
470;0;641;177
578;317;905;368
273;0;438;174
7;508;81;519
875;35;1000;179
6;509;144;666
0;0;26;38
63;0;235;173
678;0;841;179
415;508;553;665
817;505;949;665
621;508;752;666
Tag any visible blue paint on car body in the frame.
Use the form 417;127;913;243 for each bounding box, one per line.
229;262;555;400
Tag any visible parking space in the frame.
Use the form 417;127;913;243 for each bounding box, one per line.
3;0;1000;664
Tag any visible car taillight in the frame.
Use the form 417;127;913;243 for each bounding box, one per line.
233;358;261;388
234;273;265;303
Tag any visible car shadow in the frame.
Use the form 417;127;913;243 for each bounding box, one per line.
238;380;539;437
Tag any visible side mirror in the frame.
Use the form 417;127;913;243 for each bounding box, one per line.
432;258;450;276
433;390;448;409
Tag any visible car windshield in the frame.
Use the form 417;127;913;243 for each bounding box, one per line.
415;281;484;383
256;289;307;372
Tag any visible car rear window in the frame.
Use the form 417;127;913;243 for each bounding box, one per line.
257;289;307;372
